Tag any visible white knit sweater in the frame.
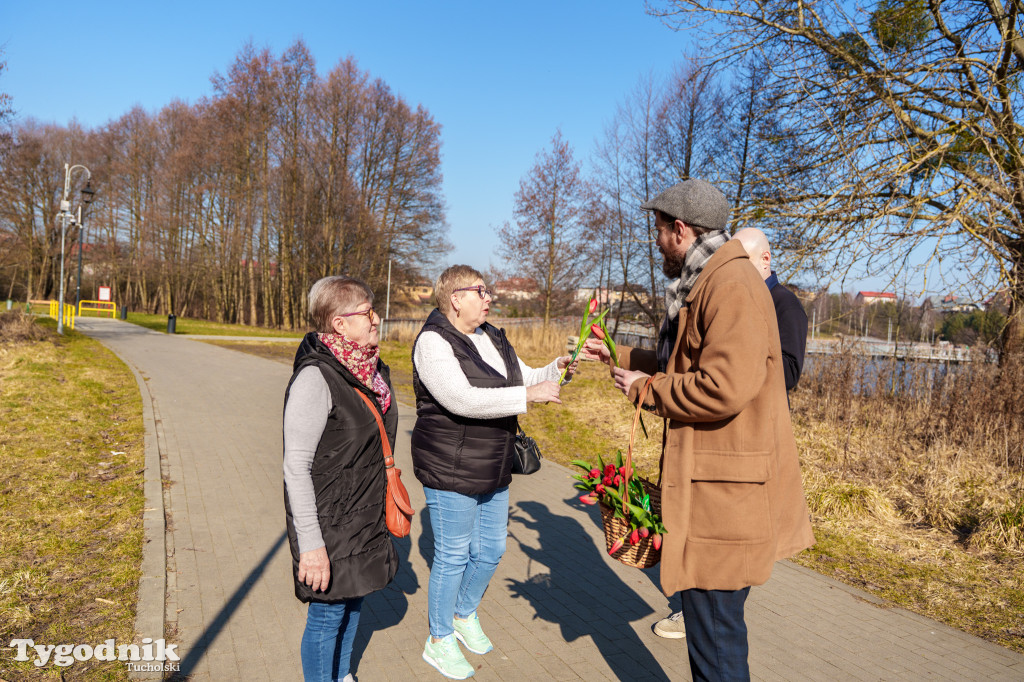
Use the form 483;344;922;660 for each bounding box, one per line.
412;327;561;419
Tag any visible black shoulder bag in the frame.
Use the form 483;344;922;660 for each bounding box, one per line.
512;426;543;475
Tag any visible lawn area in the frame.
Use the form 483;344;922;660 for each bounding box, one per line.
122;311;303;337
0;313;145;680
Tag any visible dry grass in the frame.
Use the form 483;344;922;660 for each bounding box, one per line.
0;310;51;343
791;351;1024;651
0;313;145;680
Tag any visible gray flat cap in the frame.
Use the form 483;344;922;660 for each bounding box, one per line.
641;179;730;231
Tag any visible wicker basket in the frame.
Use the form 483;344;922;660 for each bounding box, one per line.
600;376;663;569
600;477;662;568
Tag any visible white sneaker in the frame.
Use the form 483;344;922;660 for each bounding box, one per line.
653;610;686;639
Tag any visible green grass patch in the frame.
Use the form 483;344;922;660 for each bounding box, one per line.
123;311;302;337
0;316;145;680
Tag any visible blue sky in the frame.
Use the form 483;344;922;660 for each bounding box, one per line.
1;1;685;271
1;1;960;298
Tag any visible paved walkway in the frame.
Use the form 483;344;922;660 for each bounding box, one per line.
78;317;1024;681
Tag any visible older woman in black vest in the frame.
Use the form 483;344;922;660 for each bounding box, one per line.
413;264;575;679
283;276;398;682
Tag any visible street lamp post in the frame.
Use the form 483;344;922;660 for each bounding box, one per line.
57;163;92;334
74;182;96;307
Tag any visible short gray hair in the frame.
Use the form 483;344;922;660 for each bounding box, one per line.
434;265;484;315
308;276;374;333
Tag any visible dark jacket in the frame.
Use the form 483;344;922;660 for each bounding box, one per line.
283;332;398;602
411;309;522;495
766;271;809;391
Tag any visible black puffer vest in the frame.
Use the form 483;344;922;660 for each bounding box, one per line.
411;309;523;495
283;332;399;603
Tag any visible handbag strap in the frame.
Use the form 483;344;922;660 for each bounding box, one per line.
352;388;395;469
623;376;655;516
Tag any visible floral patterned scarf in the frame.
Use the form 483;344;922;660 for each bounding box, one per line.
318;332;392;413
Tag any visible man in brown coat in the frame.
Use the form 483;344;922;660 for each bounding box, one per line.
584;179;815;681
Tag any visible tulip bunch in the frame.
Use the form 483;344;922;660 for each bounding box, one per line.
572;450;665;554
558;297;616;385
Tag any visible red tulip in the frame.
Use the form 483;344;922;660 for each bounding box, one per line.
652;534;662;550
619;465;627;477
579;494;598;505
589;468;601;479
604;464;616;476
609;536;625;554
629;529;640;545
639;526;650;538
588;298;598;314
590;324;605;340
614;475;622;486
595;483;606;494
602;474;613;486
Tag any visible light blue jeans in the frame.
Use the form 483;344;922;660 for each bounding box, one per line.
423;486;509;638
300;597;363;682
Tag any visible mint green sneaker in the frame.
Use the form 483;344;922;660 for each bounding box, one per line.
423;635;475;679
453;612;493;655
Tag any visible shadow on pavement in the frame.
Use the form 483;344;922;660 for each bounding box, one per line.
506;499;671;681
168;531;288;680
352;532;419;668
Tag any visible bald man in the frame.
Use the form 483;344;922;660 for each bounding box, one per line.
734;228;808;391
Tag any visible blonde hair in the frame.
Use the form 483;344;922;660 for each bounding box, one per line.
308;276;374;332
434;265;484;315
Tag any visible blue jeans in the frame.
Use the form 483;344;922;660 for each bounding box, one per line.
423;486;509;638
300;597;363;682
681;587;751;682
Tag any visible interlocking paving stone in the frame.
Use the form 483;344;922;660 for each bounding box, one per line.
78;317;1024;681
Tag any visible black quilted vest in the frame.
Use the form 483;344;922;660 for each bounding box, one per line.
411;309;523;495
283;333;398;603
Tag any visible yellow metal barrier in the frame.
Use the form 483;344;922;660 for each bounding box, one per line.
45;300;76;329
78;299;117;318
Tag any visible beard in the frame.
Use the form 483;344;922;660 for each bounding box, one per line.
662;250;686;279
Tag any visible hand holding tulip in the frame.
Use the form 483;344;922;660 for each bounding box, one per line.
581;338;611;365
556;355;580;379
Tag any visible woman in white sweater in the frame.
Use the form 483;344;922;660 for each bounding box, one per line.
411;265;575;679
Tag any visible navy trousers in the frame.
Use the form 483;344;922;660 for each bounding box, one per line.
680;587;751;682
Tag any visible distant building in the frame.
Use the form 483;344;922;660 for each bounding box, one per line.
855;291;897;305
922;293;981;313
983;290;1010;314
395;282;433;304
494;277;538;301
574;284;654;308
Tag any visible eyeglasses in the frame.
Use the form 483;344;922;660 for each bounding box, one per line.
335;306;376;322
454;285;494;299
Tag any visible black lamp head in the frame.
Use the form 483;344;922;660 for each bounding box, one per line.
80;182;96;205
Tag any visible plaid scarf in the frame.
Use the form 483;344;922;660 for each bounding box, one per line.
665;229;731;322
657;229;730;372
318;332;392;414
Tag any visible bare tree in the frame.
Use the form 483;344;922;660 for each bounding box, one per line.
498;130;591;325
0;41;449;327
651;0;1024;352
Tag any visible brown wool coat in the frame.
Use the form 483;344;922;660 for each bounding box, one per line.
621;239;815;595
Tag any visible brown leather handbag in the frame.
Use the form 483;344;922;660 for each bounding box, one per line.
353;389;414;538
